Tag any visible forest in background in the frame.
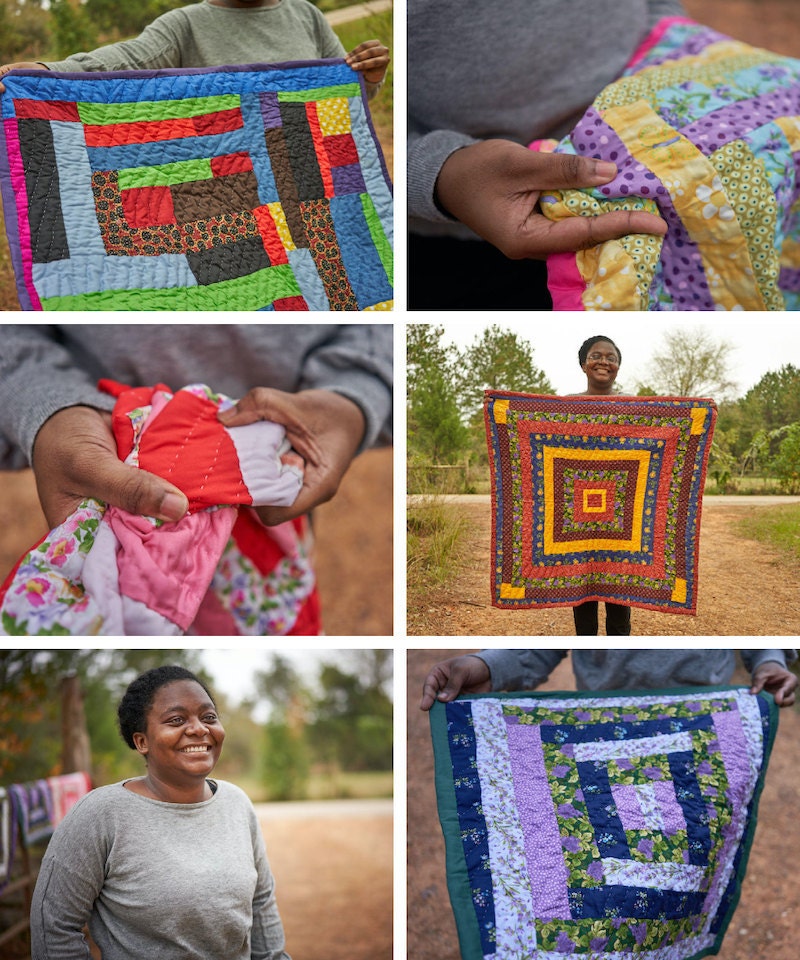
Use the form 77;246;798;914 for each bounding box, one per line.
0;648;393;802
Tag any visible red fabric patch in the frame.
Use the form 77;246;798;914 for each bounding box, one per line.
193;107;244;137
83;117;196;147
252;205;289;265
120;184;177;228
273;295;309;311
306;101;334;198
14;99;80;122
324;133;359;167
210;151;254;177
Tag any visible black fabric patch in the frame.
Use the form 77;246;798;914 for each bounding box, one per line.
17;119;69;263
186;234;271;286
279;102;323;202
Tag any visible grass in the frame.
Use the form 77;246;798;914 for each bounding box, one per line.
0;7;393;312
407;495;469;592
735;503;800;564
235;769;393;804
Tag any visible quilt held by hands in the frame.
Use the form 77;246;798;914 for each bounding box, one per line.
0;380;320;636
538;18;800;310
484;392;716;615
430;687;778;960
0;60;393;310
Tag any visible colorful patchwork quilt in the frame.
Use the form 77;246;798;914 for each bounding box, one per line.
430;687;778;960
0;60;393;310
537;18;800;310
484;392;716;615
0;381;320;636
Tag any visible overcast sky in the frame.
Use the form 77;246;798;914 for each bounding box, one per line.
428;315;799;398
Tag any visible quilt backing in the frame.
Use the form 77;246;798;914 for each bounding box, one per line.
430;687;778;960
0;60;393;310
537;18;800;310
484;392;716;615
0;381;320;636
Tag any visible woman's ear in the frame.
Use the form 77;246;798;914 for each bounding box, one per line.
132;731;149;756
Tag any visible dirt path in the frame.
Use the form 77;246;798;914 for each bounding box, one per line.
406;650;800;960
259;800;392;960
407;496;800;636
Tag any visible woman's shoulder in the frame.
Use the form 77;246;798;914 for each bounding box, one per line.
212;779;255;808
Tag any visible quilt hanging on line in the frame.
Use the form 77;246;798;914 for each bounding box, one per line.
536;17;800;310
484;392;717;615
430;687;778;960
0;60;393;311
0;380;320;637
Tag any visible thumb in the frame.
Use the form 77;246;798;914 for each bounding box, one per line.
91;460;189;521
534;153;620;190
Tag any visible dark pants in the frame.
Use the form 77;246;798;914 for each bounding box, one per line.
408;233;553;310
573;601;632;636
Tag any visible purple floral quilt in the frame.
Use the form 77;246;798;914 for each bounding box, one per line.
430;687;777;960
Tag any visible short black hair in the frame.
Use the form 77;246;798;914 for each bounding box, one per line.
579;335;622;366
118;665;215;749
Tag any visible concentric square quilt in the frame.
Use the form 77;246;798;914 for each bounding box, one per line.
0;60;393;310
430;687;778;960
537;17;800;310
484;392;717;615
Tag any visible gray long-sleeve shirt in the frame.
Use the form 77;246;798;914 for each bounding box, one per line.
477;649;797;693
0;324;392;469
31;780;289;960
408;0;685;237
46;0;345;72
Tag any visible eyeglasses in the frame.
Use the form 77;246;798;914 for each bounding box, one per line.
587;352;619;365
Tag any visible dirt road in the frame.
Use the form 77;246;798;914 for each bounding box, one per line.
407;496;800;636
406;650;800;960
259;799;392;960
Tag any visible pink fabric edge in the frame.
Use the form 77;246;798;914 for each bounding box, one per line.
529;16;695;310
626;16;695;71
3;118;41;310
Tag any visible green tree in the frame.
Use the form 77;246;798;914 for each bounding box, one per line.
309;651;392;773
50;0;96;58
770;423;800;494
255;655;310;800
638;327;737;399
407;324;468;465
0;0;50;62
456;325;553;422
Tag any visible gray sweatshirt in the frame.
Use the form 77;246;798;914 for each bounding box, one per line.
44;0;381;98
408;0;685;237
0;324;392;469
46;0;344;72
31;780;289;960
477;649;797;693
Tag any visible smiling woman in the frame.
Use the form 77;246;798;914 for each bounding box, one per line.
30;665;290;960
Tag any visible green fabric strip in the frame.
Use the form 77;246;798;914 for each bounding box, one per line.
277;83;360;103
77;95;241;125
361;193;393;285
40;263;301;310
117;158;213;189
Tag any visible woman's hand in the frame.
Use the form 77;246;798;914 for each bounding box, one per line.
420;655;492;711
345;39;389;85
750;662;798;707
218;388;366;525
0;61;49;94
435;139;668;259
31;406;188;528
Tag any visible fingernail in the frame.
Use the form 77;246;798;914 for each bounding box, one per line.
595;161;618;179
158;492;188;521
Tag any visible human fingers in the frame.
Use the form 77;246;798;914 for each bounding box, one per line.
538;207;668;254
32;406;188;528
419;656;491;710
0;61;49;94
